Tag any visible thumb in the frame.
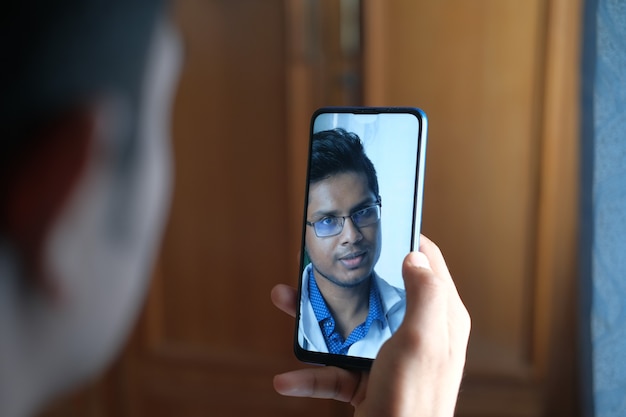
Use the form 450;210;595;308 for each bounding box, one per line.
405;251;432;271
400;252;447;332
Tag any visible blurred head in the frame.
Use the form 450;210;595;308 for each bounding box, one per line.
305;129;382;290
0;0;182;414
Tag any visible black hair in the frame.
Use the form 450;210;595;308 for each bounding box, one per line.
309;128;379;198
1;0;166;146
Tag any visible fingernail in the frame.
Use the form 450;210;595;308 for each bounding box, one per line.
274;374;307;397
412;252;432;270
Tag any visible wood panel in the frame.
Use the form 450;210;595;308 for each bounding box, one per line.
363;0;580;415
122;1;351;416
39;1;581;416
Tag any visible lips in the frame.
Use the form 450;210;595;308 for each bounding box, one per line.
338;250;367;269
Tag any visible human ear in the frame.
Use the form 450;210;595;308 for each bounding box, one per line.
0;104;97;299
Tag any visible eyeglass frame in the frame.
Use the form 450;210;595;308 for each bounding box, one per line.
305;198;382;238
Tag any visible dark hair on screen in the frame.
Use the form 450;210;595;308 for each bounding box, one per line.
309;128;379;198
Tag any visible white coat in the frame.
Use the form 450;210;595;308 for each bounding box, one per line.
298;263;406;359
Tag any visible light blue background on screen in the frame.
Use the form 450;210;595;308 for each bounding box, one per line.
313;112;420;288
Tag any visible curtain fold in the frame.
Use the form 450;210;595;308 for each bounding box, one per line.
580;1;626;416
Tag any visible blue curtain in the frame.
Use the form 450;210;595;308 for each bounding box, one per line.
580;1;626;416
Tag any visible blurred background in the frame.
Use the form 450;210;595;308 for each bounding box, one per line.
40;1;581;416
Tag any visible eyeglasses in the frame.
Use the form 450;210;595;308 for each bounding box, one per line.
306;201;381;238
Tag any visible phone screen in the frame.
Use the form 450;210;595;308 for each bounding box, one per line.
295;107;428;369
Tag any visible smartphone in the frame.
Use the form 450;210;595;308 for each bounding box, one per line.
295;107;428;369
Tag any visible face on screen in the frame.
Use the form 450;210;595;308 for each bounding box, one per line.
296;108;428;369
305;171;382;290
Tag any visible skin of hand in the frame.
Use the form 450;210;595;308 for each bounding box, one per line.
270;235;471;417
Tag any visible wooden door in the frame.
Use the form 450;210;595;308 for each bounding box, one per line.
363;1;581;416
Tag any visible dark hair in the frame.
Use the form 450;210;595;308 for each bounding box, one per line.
310;128;379;197
1;0;165;145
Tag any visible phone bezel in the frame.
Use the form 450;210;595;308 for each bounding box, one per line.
294;106;428;370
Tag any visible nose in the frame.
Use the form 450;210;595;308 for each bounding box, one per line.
340;217;363;244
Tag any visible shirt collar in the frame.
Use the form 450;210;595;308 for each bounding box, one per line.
308;268;334;325
308;269;386;334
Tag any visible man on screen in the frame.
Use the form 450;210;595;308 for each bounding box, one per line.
299;128;407;358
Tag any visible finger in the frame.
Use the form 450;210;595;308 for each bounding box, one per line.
408;250;432;270
271;284;298;318
419;235;467;311
273;367;362;403
401;252;448;336
417;237;471;348
418;234;452;281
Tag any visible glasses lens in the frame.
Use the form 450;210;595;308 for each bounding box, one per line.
314;217;342;237
352;205;380;227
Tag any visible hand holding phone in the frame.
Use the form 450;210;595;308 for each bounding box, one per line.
273;235;471;417
295;107;428;369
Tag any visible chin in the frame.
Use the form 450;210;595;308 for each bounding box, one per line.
334;272;372;288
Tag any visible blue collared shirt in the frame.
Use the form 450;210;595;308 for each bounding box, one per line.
308;268;385;355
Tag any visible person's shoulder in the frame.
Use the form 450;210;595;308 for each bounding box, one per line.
373;273;405;329
373;273;406;298
374;273;403;290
